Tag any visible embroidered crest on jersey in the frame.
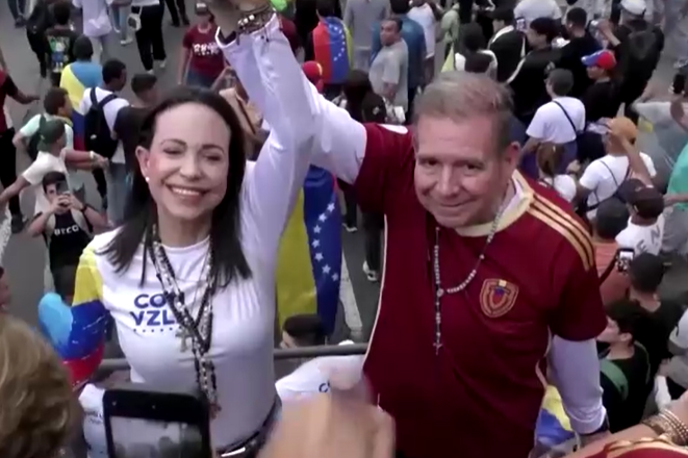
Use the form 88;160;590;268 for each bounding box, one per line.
479;279;519;318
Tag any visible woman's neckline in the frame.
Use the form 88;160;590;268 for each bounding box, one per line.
158;235;210;254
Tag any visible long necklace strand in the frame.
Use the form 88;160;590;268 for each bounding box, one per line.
431;197;509;355
148;228;220;415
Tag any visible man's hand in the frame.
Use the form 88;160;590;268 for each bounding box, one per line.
52;195;71;214
259;382;394;458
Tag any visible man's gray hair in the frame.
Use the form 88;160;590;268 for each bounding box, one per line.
413;72;515;152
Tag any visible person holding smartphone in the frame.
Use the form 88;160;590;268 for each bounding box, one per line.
26;172;108;300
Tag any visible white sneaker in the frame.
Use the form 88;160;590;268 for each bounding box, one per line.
158;59;167;70
362;261;379;282
343;222;357;233
120;37;133;46
146;69;154;75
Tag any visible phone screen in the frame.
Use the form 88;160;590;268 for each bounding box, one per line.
109;417;205;458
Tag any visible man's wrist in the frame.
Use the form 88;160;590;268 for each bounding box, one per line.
580;415;610;437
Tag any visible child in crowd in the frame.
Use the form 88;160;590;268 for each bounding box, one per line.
44;0;78;87
597;299;652;433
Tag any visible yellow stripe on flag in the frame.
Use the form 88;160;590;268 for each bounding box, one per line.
275;190;318;328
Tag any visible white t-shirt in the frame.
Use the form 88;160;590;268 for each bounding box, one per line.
79;87;130;164
78;121;318;448
408;4;436;58
453;49;498;73
73;0;113;37
514;0;562;28
22;151;69;214
579;153;658;219
539;174;577;202
276;341;364;401
19;114;88;191
80;384;108;458
615;215;665;255
526;97;586;144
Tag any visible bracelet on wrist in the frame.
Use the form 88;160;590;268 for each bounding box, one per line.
237;3;275;35
641;409;688;446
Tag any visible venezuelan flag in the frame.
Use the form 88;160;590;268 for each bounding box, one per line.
533;386;578;458
60;63;102;151
276;166;342;335
38;246;109;389
312;17;352;86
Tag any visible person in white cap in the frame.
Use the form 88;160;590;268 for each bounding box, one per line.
596;0;664;122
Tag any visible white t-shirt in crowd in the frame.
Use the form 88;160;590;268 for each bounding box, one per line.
19;113;88;191
80;384;108;458
79;87;130;164
539;174;577;202
408;4;436;58
276;341;364;401
615;215;665;255
526;96;586;144
514;0;562;28
73;0;113;37
22;151;69;214
453;49;497;73
579;153;658;219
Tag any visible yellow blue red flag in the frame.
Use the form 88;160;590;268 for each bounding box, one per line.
276;166;342;334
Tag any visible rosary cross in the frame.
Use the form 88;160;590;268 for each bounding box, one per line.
176;327;191;352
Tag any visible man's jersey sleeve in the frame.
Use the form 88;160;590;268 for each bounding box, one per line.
530;193;606;341
354;123;414;215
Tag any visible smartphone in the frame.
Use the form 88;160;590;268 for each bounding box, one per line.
55;180;70;196
103;384;212;458
617;248;635;273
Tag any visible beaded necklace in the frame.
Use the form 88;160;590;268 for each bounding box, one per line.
431;190;510;355
147;226;221;417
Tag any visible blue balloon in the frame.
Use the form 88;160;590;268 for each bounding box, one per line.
38;292;74;356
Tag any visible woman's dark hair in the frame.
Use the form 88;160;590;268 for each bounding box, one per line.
101;86;251;288
342;70;374;122
536;142;565;178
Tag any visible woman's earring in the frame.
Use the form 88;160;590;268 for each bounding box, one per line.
144;176;150;183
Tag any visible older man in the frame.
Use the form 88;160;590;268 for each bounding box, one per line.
213;4;608;458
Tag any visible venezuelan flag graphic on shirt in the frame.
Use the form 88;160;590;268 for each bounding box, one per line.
60;64;96;151
312;17;352;86
38;246;109;389
533;386;577;457
276;166;342;335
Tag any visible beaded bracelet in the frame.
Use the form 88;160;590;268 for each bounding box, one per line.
642;410;688;446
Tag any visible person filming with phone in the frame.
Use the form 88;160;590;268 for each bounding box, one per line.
27;172;108;301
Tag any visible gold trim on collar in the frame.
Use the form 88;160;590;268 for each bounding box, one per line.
455;171;534;237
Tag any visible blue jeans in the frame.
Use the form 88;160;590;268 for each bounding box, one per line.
105;162;128;226
186;68;218;89
110;5;130;40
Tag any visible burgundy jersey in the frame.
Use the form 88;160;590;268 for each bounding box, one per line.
355;124;606;458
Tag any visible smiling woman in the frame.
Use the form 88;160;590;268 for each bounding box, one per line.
39;13;319;457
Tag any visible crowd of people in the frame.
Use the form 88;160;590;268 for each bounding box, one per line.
5;0;688;457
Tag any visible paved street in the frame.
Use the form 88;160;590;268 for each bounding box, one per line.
0;0;382;344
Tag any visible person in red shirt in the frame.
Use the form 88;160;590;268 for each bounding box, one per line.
214;16;609;458
178;2;226;88
0;70;39;233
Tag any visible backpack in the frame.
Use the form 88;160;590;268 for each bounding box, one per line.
626;25;659;68
84;89;118;159
600;342;651;402
26;115;47;161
